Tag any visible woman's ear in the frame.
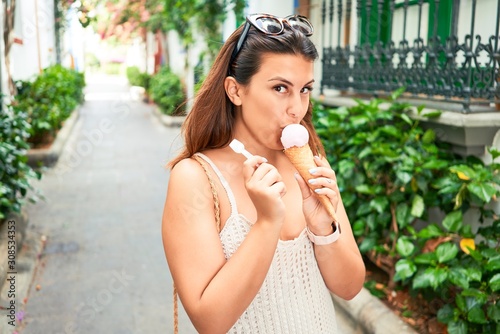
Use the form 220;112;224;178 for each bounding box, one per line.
224;76;242;106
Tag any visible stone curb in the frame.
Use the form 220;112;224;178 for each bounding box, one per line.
0;211;29;296
332;288;418;334
151;105;186;127
27;107;81;168
0;221;44;333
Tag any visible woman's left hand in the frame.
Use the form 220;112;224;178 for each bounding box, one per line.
294;155;340;234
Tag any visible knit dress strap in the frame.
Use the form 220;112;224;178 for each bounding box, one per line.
193;153;238;217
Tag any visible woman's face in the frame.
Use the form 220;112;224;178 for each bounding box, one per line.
237;53;314;151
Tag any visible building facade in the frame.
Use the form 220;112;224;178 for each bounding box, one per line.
312;0;500;158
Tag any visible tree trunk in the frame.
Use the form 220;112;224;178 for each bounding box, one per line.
3;0;17;96
160;30;169;68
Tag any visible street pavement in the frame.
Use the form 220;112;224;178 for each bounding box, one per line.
14;74;359;334
18;74;197;334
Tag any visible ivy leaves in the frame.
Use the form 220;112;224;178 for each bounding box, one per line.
163;0;246;56
313;95;500;333
0;107;41;219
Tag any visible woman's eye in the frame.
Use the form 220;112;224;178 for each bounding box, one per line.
301;86;313;94
274;85;288;93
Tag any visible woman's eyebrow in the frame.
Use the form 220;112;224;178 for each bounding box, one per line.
268;77;315;86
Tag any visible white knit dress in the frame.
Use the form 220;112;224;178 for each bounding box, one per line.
196;153;338;334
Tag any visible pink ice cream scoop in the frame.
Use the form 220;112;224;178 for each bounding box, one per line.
280;124;309;148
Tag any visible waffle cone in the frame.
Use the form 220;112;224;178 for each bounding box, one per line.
284;145;337;221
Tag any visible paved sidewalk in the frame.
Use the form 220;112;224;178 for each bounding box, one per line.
18;74;196;333
12;74;368;334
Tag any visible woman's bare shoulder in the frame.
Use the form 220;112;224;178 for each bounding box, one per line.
169;149;236;184
167;157;213;196
170;157;205;179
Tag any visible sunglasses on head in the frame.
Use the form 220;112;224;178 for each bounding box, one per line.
228;14;314;75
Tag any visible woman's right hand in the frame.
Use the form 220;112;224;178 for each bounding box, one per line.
242;155;286;225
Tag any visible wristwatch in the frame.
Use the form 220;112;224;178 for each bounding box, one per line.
306;221;341;245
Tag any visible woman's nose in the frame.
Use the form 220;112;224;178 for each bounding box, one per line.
286;107;298;118
286;94;304;118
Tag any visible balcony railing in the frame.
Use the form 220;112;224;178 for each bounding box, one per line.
320;0;500;113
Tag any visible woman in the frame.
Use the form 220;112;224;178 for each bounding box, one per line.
162;13;365;333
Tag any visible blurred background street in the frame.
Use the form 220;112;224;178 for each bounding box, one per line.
1;1;498;333
19;74;196;333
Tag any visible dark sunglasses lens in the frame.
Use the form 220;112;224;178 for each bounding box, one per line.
287;17;313;35
255;17;283;34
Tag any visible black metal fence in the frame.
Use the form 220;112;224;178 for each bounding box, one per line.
320;0;500;112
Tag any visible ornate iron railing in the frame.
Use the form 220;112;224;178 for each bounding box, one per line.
320;0;500;113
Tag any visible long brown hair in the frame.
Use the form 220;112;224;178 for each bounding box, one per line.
168;21;325;168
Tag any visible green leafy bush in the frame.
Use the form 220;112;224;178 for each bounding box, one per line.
402;158;500;334
126;66;150;89
126;66;140;84
101;61;123;75
314;90;500;333
13;65;85;147
148;67;186;115
0;106;41;220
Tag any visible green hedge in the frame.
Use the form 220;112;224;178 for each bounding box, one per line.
0;64;84;219
0;107;40;220
314;89;500;334
13;65;85;147
126;66;150;90
148;66;185;116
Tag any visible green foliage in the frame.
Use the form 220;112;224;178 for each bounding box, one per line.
163;0;197;48
148;66;185;116
195;0;226;59
126;66;151;89
163;0;247;62
314;95;500;333
85;53;101;70
230;0;247;24
143;0;169;33
0;106;41;220
194;0;247;59
56;0;96;32
194;58;207;93
13;65;85;147
101;61;124;75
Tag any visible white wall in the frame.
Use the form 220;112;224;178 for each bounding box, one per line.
222;7;238;41
62;7;85;72
145;31;156;75
165;27;195;110
247;0;294;17
10;0;56;81
167;30;185;76
125;37;147;73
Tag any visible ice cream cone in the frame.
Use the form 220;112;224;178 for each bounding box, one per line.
284;144;338;221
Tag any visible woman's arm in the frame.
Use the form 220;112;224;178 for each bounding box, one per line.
162;156;285;333
294;156;365;300
312;200;366;300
